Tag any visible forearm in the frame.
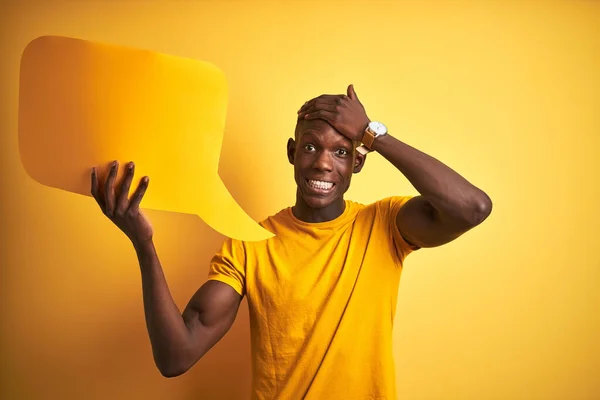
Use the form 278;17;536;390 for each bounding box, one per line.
372;134;491;225
134;240;194;377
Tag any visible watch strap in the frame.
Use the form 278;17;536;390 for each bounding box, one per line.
356;126;377;155
362;127;377;149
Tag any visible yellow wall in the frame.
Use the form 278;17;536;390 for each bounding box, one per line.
1;1;598;399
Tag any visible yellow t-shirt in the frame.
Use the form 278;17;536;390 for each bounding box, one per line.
208;196;417;400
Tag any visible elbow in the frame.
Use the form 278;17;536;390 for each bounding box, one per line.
160;370;186;379
159;365;187;378
466;191;493;227
155;355;193;378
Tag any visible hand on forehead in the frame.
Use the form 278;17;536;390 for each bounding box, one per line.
296;85;369;144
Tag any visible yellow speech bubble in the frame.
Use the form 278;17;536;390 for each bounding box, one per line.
18;35;274;242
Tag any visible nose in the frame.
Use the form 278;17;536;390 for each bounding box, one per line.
312;150;333;172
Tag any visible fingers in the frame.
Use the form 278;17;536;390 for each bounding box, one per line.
347;84;358;100
104;160;118;217
128;176;149;216
299;98;317;113
303;109;336;123
90;167;106;211
299;97;345;117
116;162;135;216
300;102;337;118
298;94;346;114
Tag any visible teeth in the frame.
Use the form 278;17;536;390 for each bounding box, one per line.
308;179;334;190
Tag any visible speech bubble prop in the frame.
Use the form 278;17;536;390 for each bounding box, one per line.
18;35;274;241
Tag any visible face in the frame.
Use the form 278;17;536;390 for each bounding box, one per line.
287;118;365;210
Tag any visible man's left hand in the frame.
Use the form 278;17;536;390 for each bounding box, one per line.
297;84;370;142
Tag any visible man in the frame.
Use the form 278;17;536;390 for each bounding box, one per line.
91;84;492;399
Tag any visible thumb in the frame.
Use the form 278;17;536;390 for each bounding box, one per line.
347;84;358;100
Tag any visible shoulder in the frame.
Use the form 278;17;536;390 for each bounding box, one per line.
226;207;292;250
258;207;290;231
355;196;414;220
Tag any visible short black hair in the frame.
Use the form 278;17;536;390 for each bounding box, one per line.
294;115;305;141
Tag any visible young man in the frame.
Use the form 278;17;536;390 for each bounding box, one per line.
91;84;492;399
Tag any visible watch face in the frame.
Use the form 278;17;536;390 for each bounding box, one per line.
369;121;387;136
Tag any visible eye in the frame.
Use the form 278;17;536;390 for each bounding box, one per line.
336;148;349;156
304;144;316;152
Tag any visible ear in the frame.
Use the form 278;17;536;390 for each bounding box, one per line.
287;138;296;165
353;151;366;173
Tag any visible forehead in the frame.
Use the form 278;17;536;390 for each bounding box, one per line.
295;119;351;144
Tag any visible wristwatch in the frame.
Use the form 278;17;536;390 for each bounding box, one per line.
356;121;387;155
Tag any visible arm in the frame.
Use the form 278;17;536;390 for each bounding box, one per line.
135;240;241;377
91;160;241;377
372;134;492;248
298;84;492;248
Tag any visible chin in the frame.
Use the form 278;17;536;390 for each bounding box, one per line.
300;187;343;210
302;195;336;209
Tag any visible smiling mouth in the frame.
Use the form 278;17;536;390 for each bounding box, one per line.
305;178;335;194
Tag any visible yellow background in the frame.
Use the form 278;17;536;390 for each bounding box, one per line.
1;1;598;399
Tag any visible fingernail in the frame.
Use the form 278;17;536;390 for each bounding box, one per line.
128;162;134;169
112;161;117;167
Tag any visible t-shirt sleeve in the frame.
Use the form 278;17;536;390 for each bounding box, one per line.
207;237;247;297
376;196;421;262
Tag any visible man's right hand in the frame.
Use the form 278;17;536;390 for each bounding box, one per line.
91;160;154;247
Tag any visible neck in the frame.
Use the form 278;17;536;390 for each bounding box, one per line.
292;190;346;223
